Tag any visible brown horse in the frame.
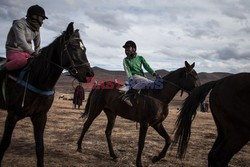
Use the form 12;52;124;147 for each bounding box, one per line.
0;22;94;167
174;73;250;167
77;61;200;167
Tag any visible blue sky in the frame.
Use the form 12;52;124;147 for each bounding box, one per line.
1;0;250;73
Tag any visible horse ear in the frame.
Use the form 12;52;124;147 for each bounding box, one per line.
65;22;74;39
185;61;190;68
190;62;195;69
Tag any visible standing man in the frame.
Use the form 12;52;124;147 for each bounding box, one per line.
73;82;85;109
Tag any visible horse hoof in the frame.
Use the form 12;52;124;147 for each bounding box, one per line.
111;155;118;162
77;148;82;153
152;156;159;163
112;157;118;162
136;163;142;167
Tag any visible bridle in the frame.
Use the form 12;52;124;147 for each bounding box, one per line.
161;78;191;96
62;36;90;76
45;33;90;76
161;68;199;96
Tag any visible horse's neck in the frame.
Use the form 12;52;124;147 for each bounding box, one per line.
29;48;63;90
153;83;179;103
146;76;181;103
42;66;63;88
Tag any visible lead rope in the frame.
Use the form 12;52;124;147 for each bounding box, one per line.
22;72;30;108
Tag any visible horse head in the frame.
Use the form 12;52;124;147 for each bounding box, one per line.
162;61;200;95
60;22;94;82
180;61;200;94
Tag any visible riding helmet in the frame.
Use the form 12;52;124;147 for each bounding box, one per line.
123;40;136;50
26;5;48;19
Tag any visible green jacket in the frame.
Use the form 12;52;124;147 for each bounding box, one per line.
123;55;155;79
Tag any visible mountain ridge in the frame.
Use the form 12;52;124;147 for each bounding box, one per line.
56;66;232;93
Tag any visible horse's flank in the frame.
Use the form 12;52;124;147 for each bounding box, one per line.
174;72;250;166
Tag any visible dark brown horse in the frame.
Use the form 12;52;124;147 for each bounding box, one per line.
0;22;94;167
174;73;250;167
77;61;200;167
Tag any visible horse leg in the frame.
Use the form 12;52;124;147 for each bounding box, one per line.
31;113;47;167
136;122;149;167
104;111;117;160
0;112;19;164
77;108;102;152
210;132;249;167
151;123;171;163
208;128;224;167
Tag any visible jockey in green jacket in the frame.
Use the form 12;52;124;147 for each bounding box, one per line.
121;40;160;106
123;55;155;79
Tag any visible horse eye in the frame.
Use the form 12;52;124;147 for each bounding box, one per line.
71;45;77;49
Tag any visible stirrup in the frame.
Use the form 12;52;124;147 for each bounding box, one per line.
123;97;133;107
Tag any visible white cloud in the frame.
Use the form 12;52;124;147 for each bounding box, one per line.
1;0;250;73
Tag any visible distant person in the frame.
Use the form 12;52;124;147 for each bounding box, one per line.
0;5;48;77
200;101;209;112
73;82;85;109
121;40;160;106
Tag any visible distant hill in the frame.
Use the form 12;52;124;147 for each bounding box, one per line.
55;66;231;93
199;72;232;84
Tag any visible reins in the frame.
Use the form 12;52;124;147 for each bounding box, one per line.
161;78;191;96
44;35;90;76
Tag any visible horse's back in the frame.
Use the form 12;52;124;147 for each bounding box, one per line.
210;73;250;132
101;88;167;124
211;73;250;105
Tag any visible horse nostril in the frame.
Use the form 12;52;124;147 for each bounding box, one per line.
87;70;94;77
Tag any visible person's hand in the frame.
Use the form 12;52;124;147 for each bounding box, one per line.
129;78;134;83
128;78;135;88
153;73;161;78
31;52;38;57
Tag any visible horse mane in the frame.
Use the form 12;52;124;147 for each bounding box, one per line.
163;67;185;81
139;67;185;97
28;32;65;84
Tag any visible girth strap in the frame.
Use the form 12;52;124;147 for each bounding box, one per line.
8;70;54;96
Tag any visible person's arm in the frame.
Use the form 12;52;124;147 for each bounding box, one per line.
141;56;155;76
33;32;41;54
12;21;35;54
123;58;133;79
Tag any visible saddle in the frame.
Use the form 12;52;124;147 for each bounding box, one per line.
0;58;34;79
119;85;140;107
0;58;54;98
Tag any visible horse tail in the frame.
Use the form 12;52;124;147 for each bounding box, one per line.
80;88;103;118
173;80;217;159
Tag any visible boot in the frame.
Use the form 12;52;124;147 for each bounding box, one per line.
122;88;139;107
123;96;133;107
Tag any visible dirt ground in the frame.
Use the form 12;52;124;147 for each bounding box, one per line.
0;92;249;167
